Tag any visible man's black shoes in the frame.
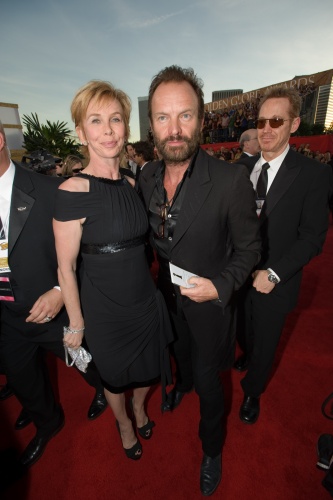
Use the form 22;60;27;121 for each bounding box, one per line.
15;408;33;430
19;414;65;467
87;389;108;420
0;383;14;401
200;453;222;496
239;395;260;424
317;434;333;470
161;387;191;412
233;355;249;372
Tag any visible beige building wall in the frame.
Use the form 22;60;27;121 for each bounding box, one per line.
0;102;25;162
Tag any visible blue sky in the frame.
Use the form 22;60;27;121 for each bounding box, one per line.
1;0;332;141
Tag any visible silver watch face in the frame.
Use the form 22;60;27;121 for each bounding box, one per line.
268;273;278;284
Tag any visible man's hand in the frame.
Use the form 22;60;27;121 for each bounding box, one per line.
26;288;64;323
180;277;219;303
252;270;275;294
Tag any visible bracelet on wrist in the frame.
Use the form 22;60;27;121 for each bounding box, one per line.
63;326;85;334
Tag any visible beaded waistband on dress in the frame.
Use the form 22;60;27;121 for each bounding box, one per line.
81;235;145;254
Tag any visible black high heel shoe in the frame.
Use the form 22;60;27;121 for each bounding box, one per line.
130;397;155;440
115;420;142;460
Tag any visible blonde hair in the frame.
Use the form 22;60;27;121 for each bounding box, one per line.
62;155;83;176
70;80;131;140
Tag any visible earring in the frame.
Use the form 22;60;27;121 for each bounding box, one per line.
82;141;88;146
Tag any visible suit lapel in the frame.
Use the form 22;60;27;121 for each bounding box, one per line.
260;150;301;222
171;149;213;248
139;165;157;209
9;165;35;255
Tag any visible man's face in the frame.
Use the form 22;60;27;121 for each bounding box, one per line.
257;97;300;160
244;130;260;156
126;144;135;161
150;81;203;164
133;149;143;166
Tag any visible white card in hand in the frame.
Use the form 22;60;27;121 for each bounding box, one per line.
169;262;197;288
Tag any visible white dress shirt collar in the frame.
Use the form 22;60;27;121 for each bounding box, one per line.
0;160;15;236
251;145;290;192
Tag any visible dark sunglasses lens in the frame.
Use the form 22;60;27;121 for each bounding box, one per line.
256;118;284;129
256;120;265;129
270;118;284;128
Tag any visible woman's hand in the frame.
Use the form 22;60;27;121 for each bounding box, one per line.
63;330;84;349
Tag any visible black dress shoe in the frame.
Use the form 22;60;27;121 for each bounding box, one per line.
233;354;249;372
161;387;191;412
239;395;260;424
19;416;65;467
15;408;33;430
0;383;14;401
87;390;108;420
200;453;222;496
317;434;333;470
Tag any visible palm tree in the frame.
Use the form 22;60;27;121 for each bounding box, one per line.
22;113;82;158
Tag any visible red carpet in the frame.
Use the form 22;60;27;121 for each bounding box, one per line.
1;222;333;499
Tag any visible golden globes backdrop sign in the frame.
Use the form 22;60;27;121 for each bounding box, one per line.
204;69;333;113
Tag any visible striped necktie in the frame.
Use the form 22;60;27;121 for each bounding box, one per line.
0;215;4;239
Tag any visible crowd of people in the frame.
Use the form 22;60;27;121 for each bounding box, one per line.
0;66;332;498
200;82;318;145
203;142;333;166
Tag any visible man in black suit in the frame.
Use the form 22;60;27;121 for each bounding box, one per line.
124;142;138;177
234;87;333;425
139;66;261;496
0;122;107;467
132;140;154;181
236;129;261;173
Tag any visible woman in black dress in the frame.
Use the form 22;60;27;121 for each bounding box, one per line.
53;81;172;460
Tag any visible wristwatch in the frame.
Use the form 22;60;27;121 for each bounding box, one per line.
267;271;279;284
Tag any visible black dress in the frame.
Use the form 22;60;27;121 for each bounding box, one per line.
54;174;173;393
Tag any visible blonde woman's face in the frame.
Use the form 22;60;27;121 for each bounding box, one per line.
76;98;126;161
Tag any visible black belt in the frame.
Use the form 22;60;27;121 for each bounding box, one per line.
81;236;145;254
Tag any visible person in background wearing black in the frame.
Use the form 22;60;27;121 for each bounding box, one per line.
132;140;155;181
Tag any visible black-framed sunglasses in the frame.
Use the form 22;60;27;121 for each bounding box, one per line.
157;202;170;239
255;118;291;129
73;168;83;173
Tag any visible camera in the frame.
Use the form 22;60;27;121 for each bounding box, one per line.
21;150;61;174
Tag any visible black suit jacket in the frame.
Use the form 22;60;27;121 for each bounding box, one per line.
1;163;67;336
139;148;261;367
235;153;259;174
254;149;332;313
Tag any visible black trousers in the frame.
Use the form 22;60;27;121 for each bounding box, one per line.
169;309;224;458
240;290;288;398
0;306;103;436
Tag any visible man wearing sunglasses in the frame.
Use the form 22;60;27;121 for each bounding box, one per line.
235;87;332;425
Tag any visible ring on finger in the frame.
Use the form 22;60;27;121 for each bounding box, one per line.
44;316;52;322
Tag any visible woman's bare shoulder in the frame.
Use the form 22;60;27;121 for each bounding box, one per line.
58;176;89;192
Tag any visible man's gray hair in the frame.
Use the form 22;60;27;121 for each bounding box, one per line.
239;131;251;148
